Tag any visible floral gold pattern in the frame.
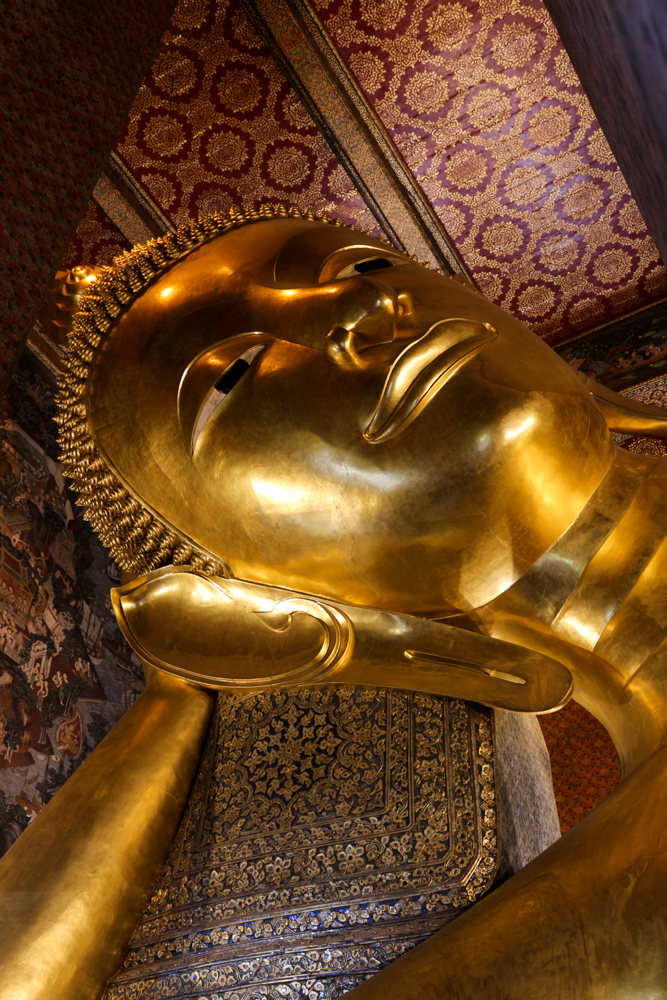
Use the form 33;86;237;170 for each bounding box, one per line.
311;0;667;342
103;690;498;999
61;201;132;269
114;0;377;233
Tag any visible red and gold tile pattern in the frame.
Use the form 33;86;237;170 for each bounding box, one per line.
113;0;378;232
619;375;667;457
61;200;132;269
538;700;621;833
312;0;667;342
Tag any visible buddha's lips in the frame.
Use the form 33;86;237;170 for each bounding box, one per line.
364;319;498;443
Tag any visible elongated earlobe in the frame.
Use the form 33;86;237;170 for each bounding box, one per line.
575;369;667;438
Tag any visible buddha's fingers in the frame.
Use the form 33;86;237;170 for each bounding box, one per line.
346;741;667;1000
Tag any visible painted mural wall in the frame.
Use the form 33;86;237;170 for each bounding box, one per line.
0;356;144;858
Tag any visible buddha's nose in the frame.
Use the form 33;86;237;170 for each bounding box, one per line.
323;276;411;367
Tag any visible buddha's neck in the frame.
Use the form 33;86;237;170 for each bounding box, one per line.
466;446;667;775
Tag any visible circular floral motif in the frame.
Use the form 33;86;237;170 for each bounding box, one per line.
431;117;465;152
266;143;313;191
526;104;577;152
515;283;557;318
388;34;423;66
475;270;510;304
445;147;492;192
478;217;530;261
559;177;608;224
349;50;386;94
331;19;358;47
425;2;472;49
139;112;190;162
358;0;407;32
404;70;451;116
141;171;177;210
215;68;263;115
190;183;234;219
171;0;209;31
479;0;514;15
500;161;552;210
150;51;200;99
488;19;539;73
463;85;514;134
589;247;635;287
535;231;583;274
566;297;607;328
205;132;249;174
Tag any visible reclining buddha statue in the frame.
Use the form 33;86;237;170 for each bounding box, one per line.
1;205;667;999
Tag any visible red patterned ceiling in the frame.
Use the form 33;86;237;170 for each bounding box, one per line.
61;200;132;269
113;0;377;232
312;0;666;342
64;0;667;346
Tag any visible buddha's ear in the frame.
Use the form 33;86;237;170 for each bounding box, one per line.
574;368;667;438
112;567;573;714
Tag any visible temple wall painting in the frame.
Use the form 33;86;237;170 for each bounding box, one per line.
554;299;667;390
0;356;143;859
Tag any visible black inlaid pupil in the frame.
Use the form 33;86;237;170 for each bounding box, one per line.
354;258;393;273
215;358;250;394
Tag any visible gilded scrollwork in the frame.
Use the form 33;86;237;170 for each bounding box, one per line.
104;690;497;999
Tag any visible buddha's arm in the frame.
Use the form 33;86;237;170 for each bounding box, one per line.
347;740;667;999
0;669;214;1000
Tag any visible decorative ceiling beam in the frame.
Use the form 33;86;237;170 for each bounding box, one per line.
239;0;469;277
93;174;158;245
107;152;175;235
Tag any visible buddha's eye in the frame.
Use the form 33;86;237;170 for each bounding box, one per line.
335;256;406;279
354;257;394;273
192;343;265;452
215;357;251;394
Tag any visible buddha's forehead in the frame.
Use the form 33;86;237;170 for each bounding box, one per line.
202;216;406;289
271;222;406;286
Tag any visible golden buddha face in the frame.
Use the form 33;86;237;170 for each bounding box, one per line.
88;217;613;615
